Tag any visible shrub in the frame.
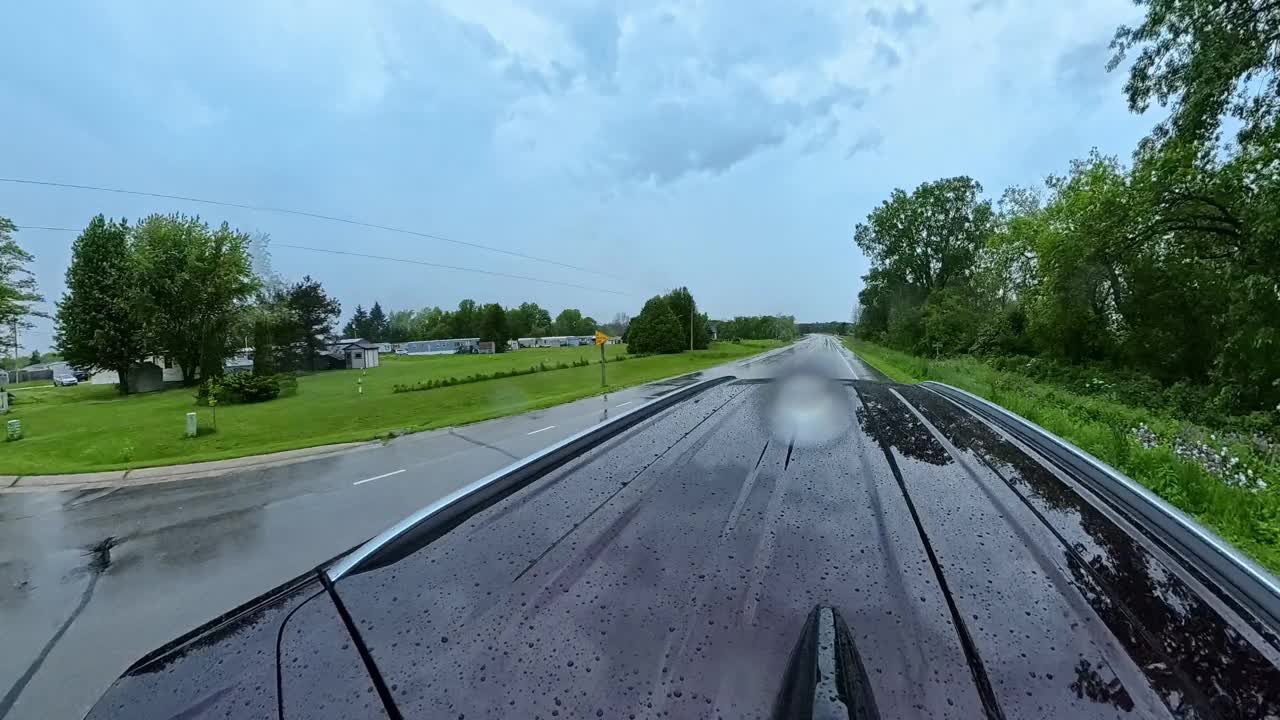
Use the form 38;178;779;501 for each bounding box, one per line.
196;372;281;405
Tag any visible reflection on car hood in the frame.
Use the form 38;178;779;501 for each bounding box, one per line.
333;380;1280;719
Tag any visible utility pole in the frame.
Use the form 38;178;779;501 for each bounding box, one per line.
690;304;694;351
10;319;16;375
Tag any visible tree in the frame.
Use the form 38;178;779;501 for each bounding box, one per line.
285;276;341;368
602;312;630;337
1110;0;1280;149
414;306;447;339
133;214;256;385
343;305;369;338
478;303;510;351
367;302;387;342
662;287;710;349
27;350;41;365
385;309;416;343
626;296;685;354
0;218;44;368
54;215;146;393
452;299;479;337
855;176;994;295
553;308;585;336
503;302;552;339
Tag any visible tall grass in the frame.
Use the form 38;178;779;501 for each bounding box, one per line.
845;338;1280;573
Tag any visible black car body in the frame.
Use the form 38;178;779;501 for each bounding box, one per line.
84;376;1280;719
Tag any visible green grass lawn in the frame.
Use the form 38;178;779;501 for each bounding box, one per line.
2;379;61;389
845;337;1280;573
0;341;781;476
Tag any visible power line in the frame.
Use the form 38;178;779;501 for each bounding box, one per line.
276;244;630;296
0;177;623;280
13;226;631;297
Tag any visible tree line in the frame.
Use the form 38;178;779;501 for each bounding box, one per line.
853;0;1280;417
716;315;799;342
339;300;627;345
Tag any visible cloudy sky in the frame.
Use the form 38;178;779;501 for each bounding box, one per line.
2;1;1153;353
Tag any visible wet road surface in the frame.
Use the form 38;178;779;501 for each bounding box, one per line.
0;336;875;720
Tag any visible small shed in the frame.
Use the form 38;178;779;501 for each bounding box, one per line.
478;341;496;354
128;362;165;393
327;338;381;369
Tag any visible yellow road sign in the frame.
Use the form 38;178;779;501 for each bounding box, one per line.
594;330;608;346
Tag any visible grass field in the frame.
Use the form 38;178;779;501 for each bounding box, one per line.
845;337;1280;573
0;341;781;476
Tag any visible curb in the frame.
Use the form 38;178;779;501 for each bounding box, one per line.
1;442;381;493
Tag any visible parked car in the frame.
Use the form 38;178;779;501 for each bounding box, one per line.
52;371;79;387
73;367;90;381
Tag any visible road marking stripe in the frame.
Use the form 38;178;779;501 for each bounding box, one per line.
527;425;556;435
616;401;633;407
353;469;406;486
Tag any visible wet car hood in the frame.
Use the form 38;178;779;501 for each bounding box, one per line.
83;378;1280;719
329;379;1280;719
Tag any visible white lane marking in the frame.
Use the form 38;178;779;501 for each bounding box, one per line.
527;425;557;435
616;401;633;407
353;468;406;486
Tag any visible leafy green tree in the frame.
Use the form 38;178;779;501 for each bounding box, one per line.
367;302;387;342
384;310;416;343
855;176;994;293
414;306;446;339
55;216;146;392
478;303;510;351
553;308;585;336
662;287;710;349
452;299;479;337
133;214;256;385
28;350;41;365
1110;0;1280;148
626;296;685;354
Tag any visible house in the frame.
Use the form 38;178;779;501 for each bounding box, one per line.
89;350;255;386
325;338;381;369
402;338;480;355
16;361;70;382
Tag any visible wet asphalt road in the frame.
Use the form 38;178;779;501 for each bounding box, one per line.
0;336;881;720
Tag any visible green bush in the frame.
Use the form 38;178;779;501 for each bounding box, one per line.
196;373;282;405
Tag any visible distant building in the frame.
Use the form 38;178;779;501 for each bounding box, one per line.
325;338;382;369
478;341;496;354
526;336;578;348
402;338;480;355
89;350;255;385
16;361;69;382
